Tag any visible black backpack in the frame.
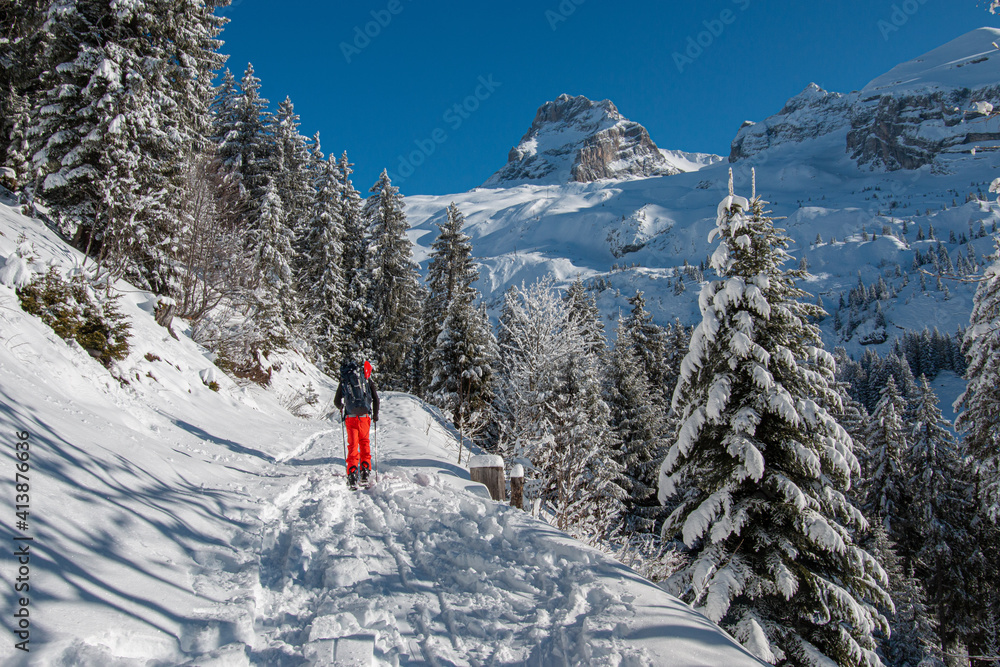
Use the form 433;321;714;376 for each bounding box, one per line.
340;361;372;417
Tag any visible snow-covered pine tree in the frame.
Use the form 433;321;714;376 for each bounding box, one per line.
622;291;671;401
363;170;422;390
905;376;979;663
271;97;314;253
607;316;669;534
863;523;943;667
1;0;47;174
336;152;374;363
23;0;177;290
659;172;890;666
422;203;496;441
299;146;346;369
427;295;496;445
863;376;911;548
421;203;480;393
213;63;273;208
247;180;297;353
956;238;1000;522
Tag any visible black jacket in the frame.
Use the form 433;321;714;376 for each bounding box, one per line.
333;380;380;421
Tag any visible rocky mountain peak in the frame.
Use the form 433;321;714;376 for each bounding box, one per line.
484;94;718;187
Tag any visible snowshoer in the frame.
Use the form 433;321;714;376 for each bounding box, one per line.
334;359;380;488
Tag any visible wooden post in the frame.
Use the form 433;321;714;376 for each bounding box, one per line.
469;455;505;502
509;464;524;511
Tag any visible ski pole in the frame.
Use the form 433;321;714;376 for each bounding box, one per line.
340;409;348;473
374;418;379;484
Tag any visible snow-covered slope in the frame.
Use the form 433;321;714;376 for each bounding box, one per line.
0;201;763;665
862;26;1000;95
483;94;720;187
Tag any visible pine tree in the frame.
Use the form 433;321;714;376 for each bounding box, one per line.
271;97;313;248
23;0;179;290
421;203;479;391
1;0;48;174
862;376;911;547
248;180;297;352
336;152;373;363
427;297;496;445
956;238;1000;521
864;523;942;667
299;147;346;369
364;170;422;390
422;205;495;441
623;291;671;401
607;317;668;533
906;376;979;661
213;63;273;207
660;173;889;666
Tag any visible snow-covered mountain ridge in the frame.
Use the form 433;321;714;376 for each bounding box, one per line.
0;201;764;665
730;27;1000;170
406;28;1000;410
484;93;720;187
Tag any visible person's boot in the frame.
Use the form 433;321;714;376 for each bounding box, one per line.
347;466;359;490
360;461;370;486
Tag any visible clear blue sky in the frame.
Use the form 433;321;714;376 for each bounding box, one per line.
217;0;993;196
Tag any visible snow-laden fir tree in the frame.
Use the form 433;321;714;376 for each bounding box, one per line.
863;376;911;547
427;297;496;446
271;97;314;251
607;315;669;534
421;203;480;391
247;180;297;354
23;0;184;291
955;237;1000;522
299;143;346;369
363;170;422;389
659;172;890;666
336;152;374;363
622;291;671;401
496;277;625;541
212;63;273;208
863;523;943;667
904;376;980;663
423;203;496;440
1;0;47;174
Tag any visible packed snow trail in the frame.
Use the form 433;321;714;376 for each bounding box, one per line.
239;393;766;666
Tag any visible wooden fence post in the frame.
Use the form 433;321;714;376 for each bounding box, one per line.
509;464;524;511
469;455;505;502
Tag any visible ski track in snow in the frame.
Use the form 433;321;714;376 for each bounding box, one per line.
244;427;651;666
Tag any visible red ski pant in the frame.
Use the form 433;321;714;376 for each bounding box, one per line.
345;415;371;473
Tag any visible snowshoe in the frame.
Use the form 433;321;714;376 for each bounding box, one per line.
360;462;371;486
347;467;359;490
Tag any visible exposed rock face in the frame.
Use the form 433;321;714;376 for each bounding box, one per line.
847;85;1000;170
730;27;1000;171
485;94;718;187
